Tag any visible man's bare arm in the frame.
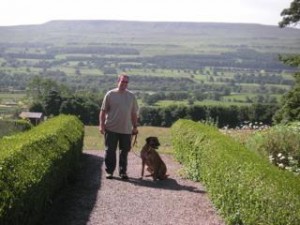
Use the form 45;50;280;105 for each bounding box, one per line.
99;109;106;134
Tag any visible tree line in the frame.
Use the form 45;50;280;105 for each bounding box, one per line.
0;72;289;104
26;77;278;127
1;45;295;73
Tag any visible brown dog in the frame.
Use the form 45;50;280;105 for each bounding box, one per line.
140;136;168;181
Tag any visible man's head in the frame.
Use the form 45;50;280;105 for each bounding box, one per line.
117;74;129;91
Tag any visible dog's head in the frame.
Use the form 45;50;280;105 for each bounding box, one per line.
146;136;160;149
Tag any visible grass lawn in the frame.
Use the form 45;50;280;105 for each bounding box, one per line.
83;125;173;154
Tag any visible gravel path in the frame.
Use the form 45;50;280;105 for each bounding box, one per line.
41;150;225;225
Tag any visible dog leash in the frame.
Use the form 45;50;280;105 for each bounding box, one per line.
131;133;138;148
130;133;141;158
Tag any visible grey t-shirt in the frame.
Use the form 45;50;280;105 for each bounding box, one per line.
101;88;139;134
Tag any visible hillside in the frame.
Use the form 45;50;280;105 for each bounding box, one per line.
0;20;299;54
0;20;299;112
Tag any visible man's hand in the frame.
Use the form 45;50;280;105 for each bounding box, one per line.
132;127;138;135
99;124;105;135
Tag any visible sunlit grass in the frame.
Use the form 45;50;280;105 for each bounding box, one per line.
0;93;26;99
223;93;283;102
155;99;251;107
127;68;193;78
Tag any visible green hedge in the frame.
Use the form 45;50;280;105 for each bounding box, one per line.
0;119;33;138
171;119;300;225
0;115;84;225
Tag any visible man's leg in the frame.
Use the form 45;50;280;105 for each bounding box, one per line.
104;130;118;176
119;133;132;177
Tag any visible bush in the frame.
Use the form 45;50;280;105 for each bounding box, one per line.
171;119;300;225
246;122;300;174
0;115;84;225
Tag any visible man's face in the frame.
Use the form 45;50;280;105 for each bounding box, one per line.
117;76;129;91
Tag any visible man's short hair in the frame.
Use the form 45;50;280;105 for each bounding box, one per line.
118;74;129;82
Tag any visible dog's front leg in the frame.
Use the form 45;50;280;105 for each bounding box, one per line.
141;159;146;179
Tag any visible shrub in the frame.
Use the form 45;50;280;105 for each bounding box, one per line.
0;115;84;225
246;121;300;174
171;119;300;225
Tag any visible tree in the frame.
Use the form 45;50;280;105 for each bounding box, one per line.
279;0;300;28
26;76;70;103
44;90;62;117
29;102;45;114
59;96;100;125
274;0;300;123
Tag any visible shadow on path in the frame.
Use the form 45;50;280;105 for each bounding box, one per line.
119;177;206;194
39;152;103;225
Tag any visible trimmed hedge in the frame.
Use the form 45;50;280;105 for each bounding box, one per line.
0;115;84;225
171;119;300;225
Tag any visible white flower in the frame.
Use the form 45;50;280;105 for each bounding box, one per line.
278;163;285;168
269;155;274;162
285;166;293;172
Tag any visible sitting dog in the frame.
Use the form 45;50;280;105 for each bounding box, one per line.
140;136;168;180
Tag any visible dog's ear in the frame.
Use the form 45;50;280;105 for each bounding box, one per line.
146;137;151;144
155;137;160;146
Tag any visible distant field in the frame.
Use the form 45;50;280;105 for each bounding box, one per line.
223;93;282;101
0;92;26;118
156;99;251;107
0;21;298;114
0;106;19;119
0;93;26;107
128;68;193;77
0;93;26;99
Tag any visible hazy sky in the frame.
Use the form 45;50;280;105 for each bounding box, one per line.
1;0;291;26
